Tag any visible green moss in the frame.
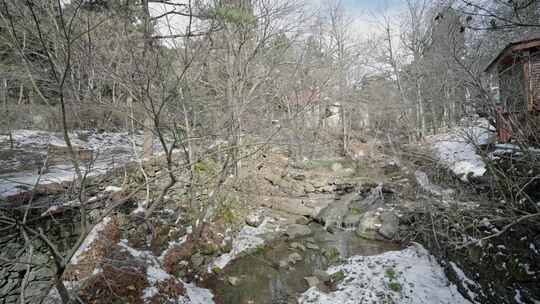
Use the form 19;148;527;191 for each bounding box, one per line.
388;281;402;293
385;268;396;280
194;160;218;175
331;270;346;284
350;207;362;215
323;247;341;264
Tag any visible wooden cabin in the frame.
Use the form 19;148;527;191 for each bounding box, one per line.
485;37;540;143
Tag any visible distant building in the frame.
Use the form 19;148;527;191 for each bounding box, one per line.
485;36;540;143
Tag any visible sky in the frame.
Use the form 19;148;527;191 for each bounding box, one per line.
150;0;407;41
341;0;404;11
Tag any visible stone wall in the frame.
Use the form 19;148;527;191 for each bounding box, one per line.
0;209;81;304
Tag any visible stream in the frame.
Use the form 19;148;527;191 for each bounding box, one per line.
206;207;400;303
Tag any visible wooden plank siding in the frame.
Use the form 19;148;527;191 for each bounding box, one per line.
530;51;540;111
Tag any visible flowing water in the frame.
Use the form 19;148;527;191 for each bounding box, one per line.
206;222;400;304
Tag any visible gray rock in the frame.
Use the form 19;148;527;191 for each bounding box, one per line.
288;252;303;265
291;174;306;181
342;213;363;228
279;260;289;268
305;242;320;250
355;211;385;241
313;269;330;282
289;242;306;251
304;276;320;288
378;212;400;240
246;213;263;227
303;184;315;194
295;216;311;225
355;210;401;241
331;162;343;172
285;224;312;239
316;202;349;231
228;276;241;286
414;170;454;198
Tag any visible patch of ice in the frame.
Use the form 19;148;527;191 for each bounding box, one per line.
71;217;111;265
299;244;473;304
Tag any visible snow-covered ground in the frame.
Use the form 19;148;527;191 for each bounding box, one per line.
0;129;161;198
299;244;473;304
426;120;493;181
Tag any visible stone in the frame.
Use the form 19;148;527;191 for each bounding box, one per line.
304;276;320;288
285;224;312;239
0;278;17;295
291;173;306;181
331;162;343;172
414;170;454;198
316;202;349;231
289;242;306;251
377;212;400;240
279;260;289;268
382;160;400;175
303;183;315;194
313;269;330;282
355;211;385;241
246;212;263;227
305;242;320;250
228;276;241;286
342;213;363;229
295;216;311;225
288;252;303;265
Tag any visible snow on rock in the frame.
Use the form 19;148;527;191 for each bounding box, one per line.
449;262;484;301
426;120;493;182
104;185;123;193
299;244;473;304
0;129;153;198
209;217;281;271
71;217;112;264
182;283;216;304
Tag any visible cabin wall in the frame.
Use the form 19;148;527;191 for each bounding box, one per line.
530;51;540;111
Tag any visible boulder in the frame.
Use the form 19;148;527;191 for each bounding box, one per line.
377;212;400;240
313;269;330;283
285;224;312;239
304;276;320;288
342;213;363;229
288;252;303;265
228;276;241;286
355;210;400;241
289;242;306;251
246;212;263;227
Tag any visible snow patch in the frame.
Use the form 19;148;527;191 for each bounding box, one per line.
449;261;484;301
71;217;111;265
104;186;122;193
426;121;492;181
209;217;280;270
299;244;473;304
182;283;215;304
